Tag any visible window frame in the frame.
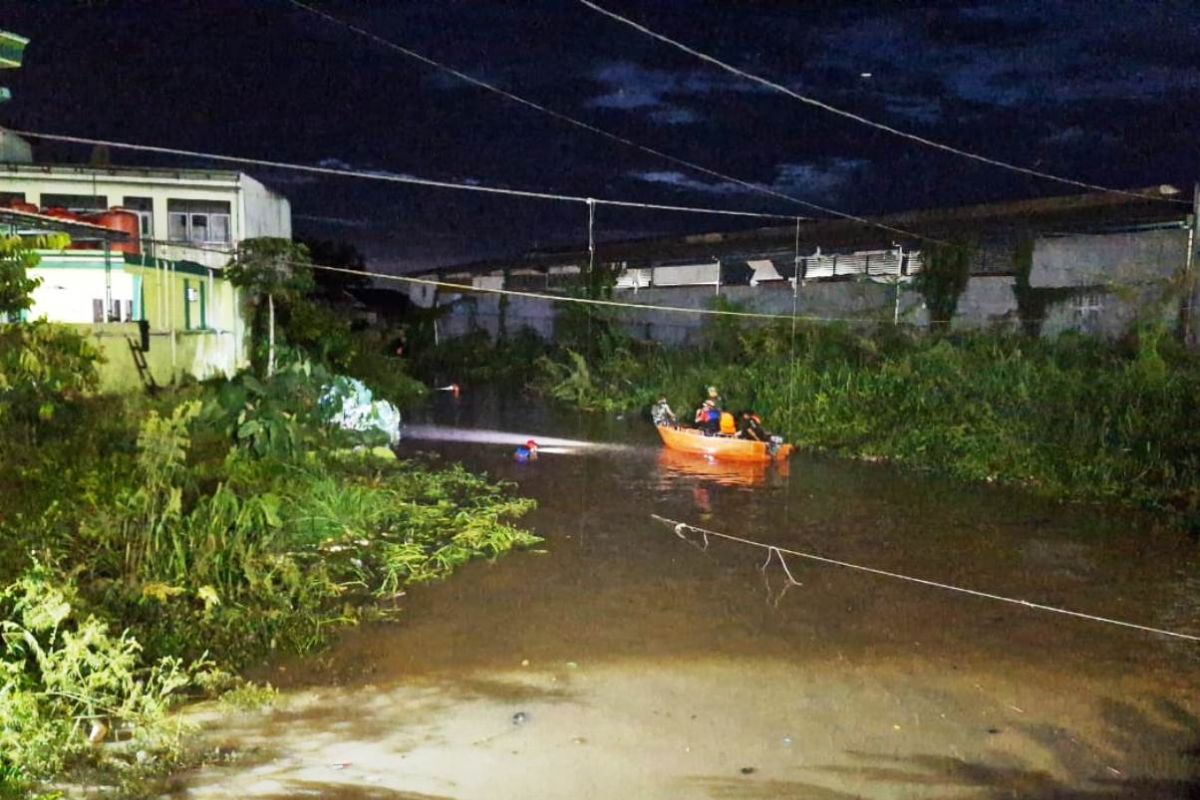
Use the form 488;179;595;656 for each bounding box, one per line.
165;200;233;244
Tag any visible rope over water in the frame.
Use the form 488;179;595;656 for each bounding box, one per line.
650;515;1200;643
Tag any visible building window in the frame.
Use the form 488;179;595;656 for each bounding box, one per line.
166;199;231;244
123;196;154;238
183;280;206;330
0;191;25;206
40;193;108;211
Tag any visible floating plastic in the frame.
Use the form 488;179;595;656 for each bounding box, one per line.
319;376;402;445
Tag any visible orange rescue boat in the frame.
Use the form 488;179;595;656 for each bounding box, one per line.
656;425;793;462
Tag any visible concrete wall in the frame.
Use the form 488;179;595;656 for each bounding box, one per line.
437;280;921;346
1031;227;1188;288
0;128;31;162
28;252;137;323
950;276;1019;332
29;251;250;388
240;174;292;240
426;225;1196;347
69;323;244;393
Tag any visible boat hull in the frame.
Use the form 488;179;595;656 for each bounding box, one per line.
655;425;793;462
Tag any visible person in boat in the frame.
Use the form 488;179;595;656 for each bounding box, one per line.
738;409;768;442
705;385;723;411
514;439;539;461
694;399;720;435
651;396;677;427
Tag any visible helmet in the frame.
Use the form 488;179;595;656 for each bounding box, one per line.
526;439;538;448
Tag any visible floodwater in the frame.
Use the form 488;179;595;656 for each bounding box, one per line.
171;391;1200;799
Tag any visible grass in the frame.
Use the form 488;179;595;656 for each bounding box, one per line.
0;366;539;795
523;315;1200;520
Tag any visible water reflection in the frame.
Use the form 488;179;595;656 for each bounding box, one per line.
655;447;788;488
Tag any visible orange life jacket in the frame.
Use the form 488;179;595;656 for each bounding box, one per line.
719;411;736;435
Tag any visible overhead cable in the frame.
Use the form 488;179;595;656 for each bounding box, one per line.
8;129;797;221
65;236;1194;325
284;0;945;244
576;0;1189;206
653;516;1200;643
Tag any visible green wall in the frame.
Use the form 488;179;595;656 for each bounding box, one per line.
67;323;238;393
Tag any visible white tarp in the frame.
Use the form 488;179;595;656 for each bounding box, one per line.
801;253;837;279
615;267;654;289
800;249;906;280
320;376;402;445
651;261;720;287
472;275;504;291
747;259;785;285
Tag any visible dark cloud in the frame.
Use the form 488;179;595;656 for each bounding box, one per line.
629;157;868;201
922;6;1049;47
585;60;764;111
1;0;1196;269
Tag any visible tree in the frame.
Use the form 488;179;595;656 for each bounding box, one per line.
915;242;972;332
299;238;369;296
226;238;314;377
0;235;44;321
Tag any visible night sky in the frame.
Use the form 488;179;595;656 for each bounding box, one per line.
3;1;1199;270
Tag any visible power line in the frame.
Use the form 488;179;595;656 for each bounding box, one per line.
300;261;890;325
8;129;797;222
63;234;1197;326
576;0;1190;207
284;0;945;245
653;516;1200;643
113;235;890;323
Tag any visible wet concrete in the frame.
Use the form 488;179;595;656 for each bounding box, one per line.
169;392;1200;799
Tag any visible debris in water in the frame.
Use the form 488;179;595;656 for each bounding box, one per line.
781;736;793;747
987;727;1001;735
566;661;578;669
740;767;756;775
512;711;529;726
521;659;530;667
330;762;350;770
572;736;586;745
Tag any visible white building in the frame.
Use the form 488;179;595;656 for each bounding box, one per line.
0;163;291;268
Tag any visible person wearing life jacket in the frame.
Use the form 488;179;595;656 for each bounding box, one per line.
738;410;768;441
514;439;538;461
694;400;720;435
705;385;723;411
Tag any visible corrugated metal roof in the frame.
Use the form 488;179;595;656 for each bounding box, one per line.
436;186;1188;277
0;208;131;240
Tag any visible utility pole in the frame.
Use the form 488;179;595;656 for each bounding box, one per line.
1182;182;1199;347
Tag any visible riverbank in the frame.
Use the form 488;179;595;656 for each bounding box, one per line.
0;363;538;797
531;318;1200;522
